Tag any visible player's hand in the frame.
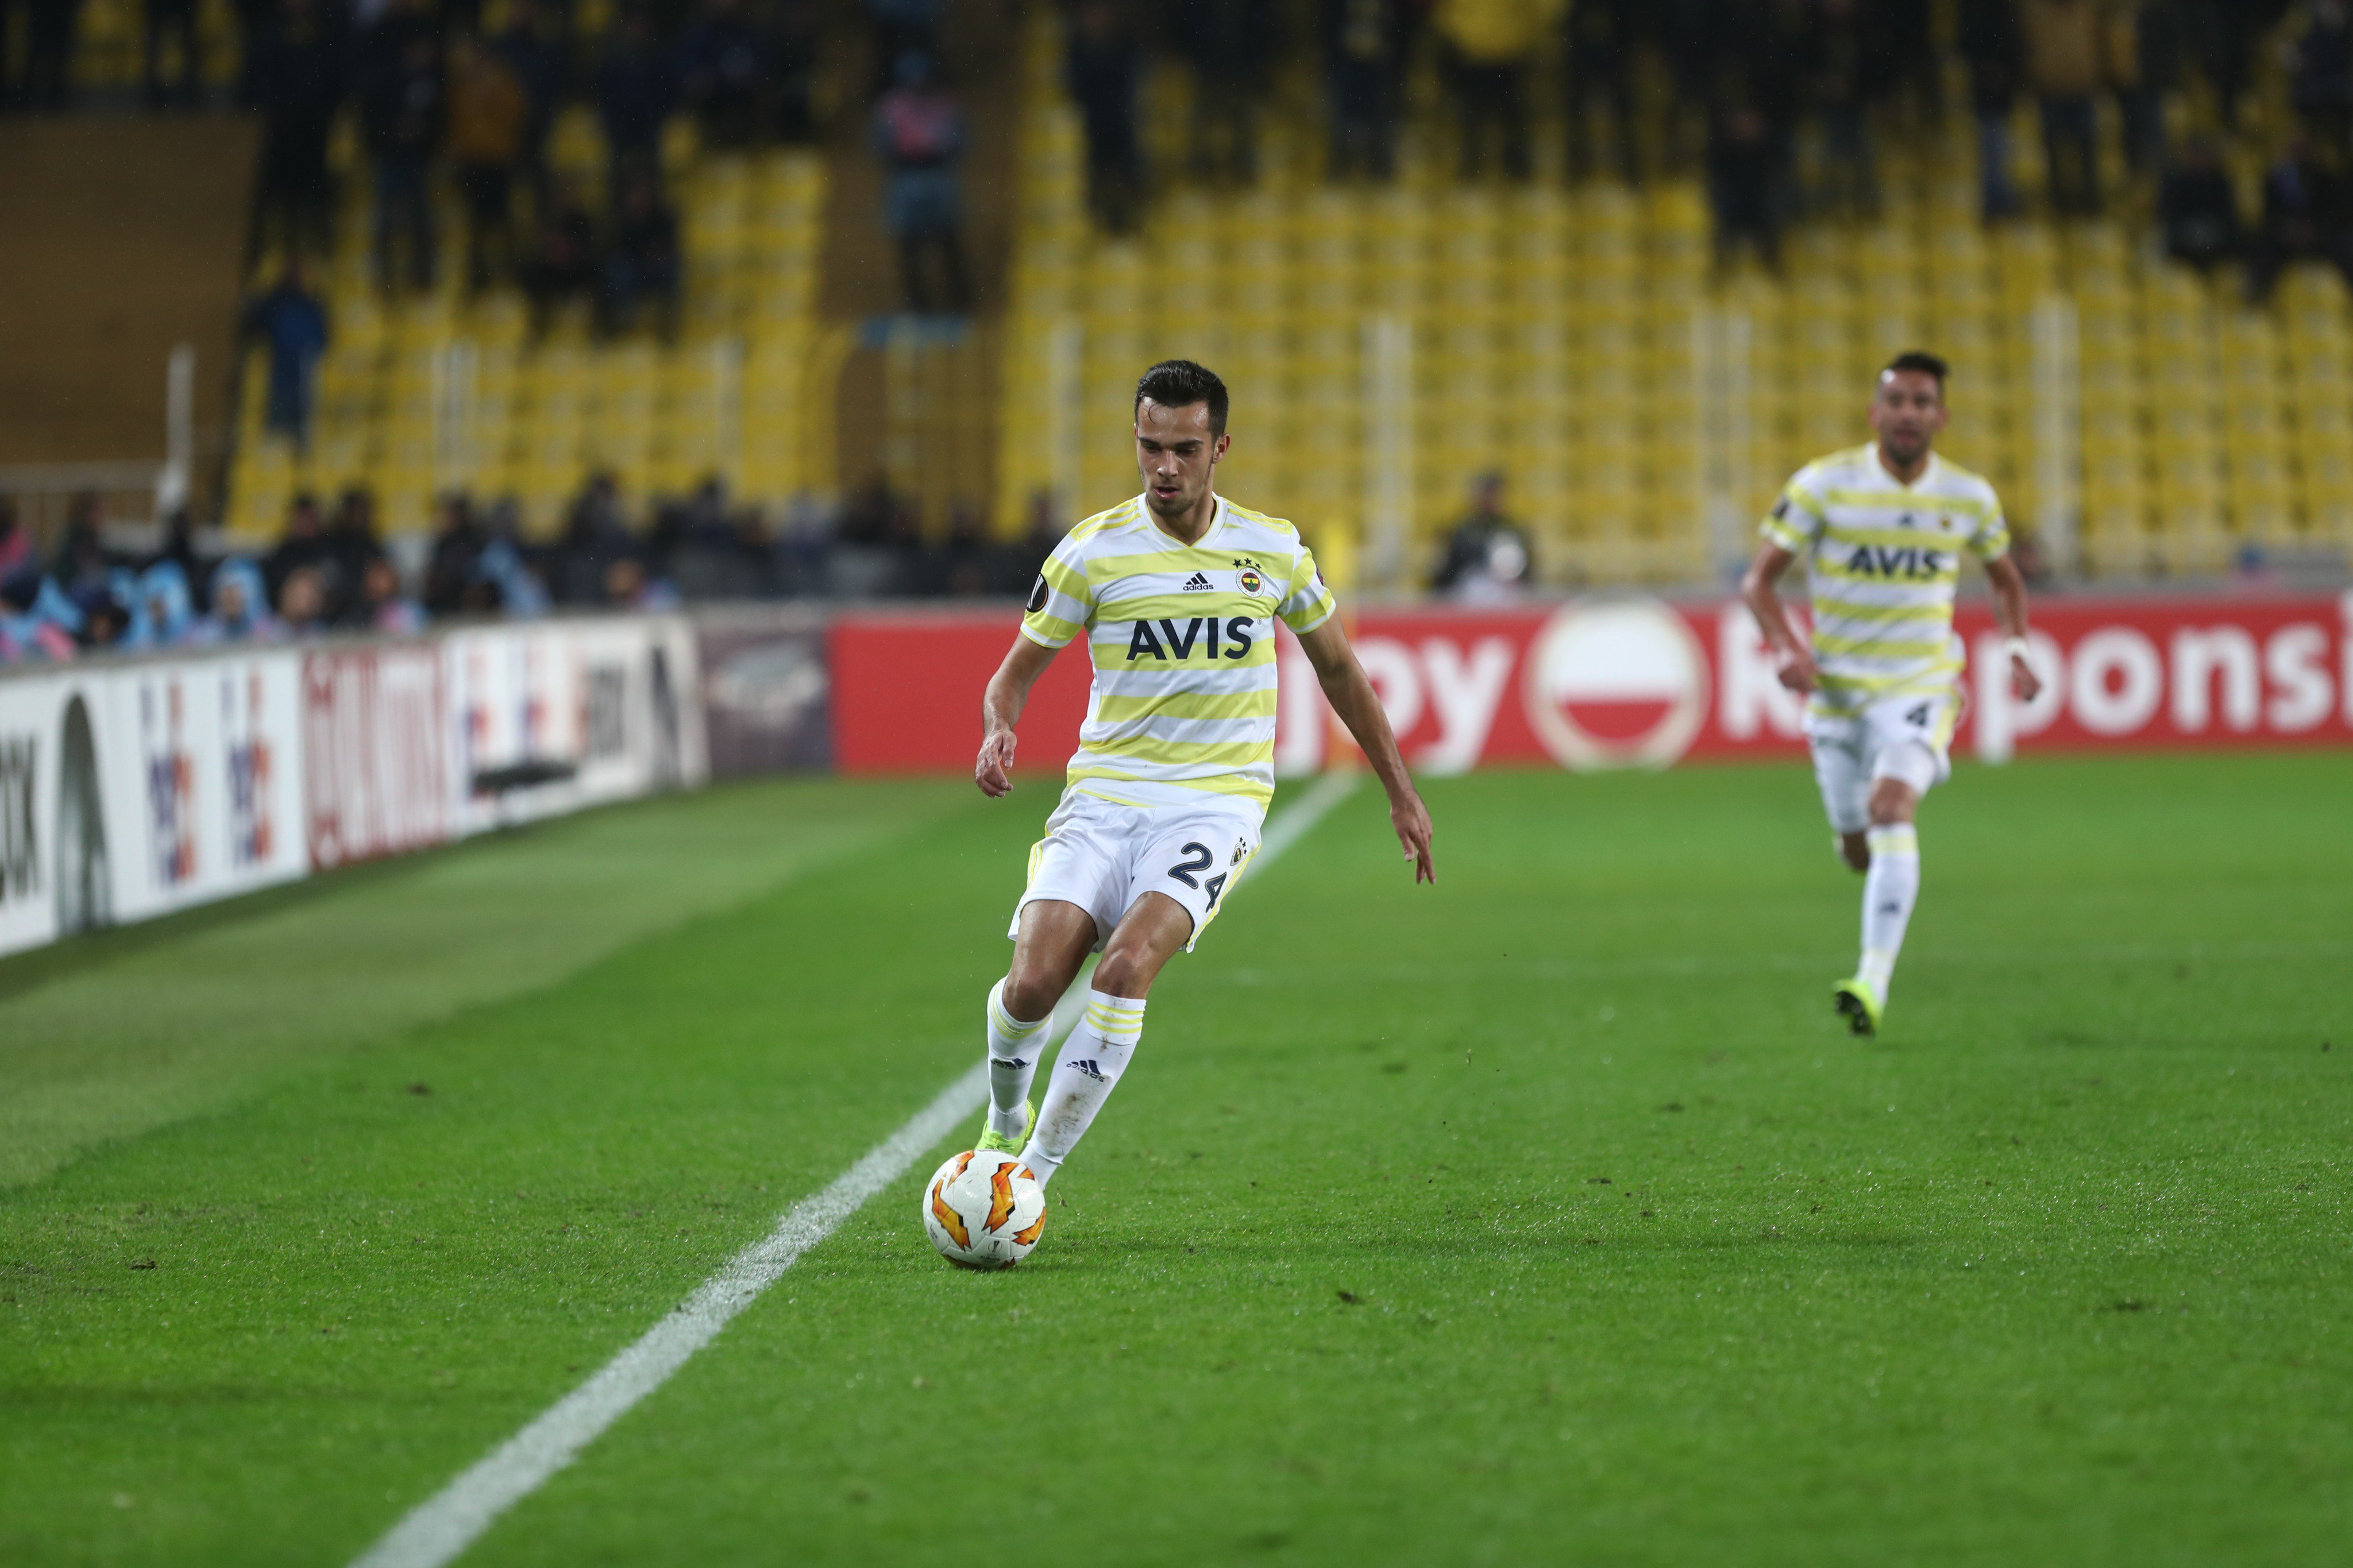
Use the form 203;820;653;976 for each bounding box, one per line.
1391;790;1435;885
2010;651;2042;704
975;728;1017;797
1774;645;1817;695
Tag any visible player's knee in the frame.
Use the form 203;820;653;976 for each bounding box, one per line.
1868;782;1916;826
1090;947;1154;999
999;970;1061;1024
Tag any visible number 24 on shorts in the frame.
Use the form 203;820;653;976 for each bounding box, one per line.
1166;842;1228;908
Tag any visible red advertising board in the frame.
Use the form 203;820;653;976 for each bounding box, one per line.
830;593;2353;775
303;644;451;868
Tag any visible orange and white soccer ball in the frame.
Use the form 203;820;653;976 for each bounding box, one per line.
921;1149;1047;1269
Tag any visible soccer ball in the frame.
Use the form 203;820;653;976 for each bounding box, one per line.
922;1149;1047;1269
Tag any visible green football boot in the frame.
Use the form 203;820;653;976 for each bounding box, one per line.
1833;976;1884;1038
975;1099;1034;1154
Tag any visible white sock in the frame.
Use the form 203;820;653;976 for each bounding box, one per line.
1018;990;1146;1187
1859;823;1919;996
985;979;1052;1139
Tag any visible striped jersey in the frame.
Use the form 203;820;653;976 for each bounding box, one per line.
1020;493;1337;814
1760;445;2010;715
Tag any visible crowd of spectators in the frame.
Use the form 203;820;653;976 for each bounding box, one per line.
1045;2;2350;289
0;476;1062;665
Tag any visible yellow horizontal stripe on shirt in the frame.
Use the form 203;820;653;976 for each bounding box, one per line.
1077;735;1270;768
1816;488;1998;518
1813;631;1958;660
1066;765;1273;801
1816;525;1982;549
1097;593;1280;621
1039;556;1090;597
1093;689;1279;723
1091;546;1298;578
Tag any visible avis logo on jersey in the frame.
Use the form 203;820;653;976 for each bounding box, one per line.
1124;616;1257;661
1845;545;1951;579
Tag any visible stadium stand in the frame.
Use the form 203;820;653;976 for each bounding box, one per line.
993;3;2353;589
226;123;831;542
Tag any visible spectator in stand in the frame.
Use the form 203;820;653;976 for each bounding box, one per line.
2291;0;2353;156
1960;0;2026;220
492;0;567;202
2184;0;2280;132
138;559;198;646
145;0;200;107
479;508;551;616
263;492;329;604
1065;0;1141;234
241;260;329;451
206;558;280;642
520;179;599;334
1434;0;1540;181
1813;0;1881;217
1429;472;1534;602
872;50;970;314
1882;0;1941;122
51;493;111;595
677;0;766;149
277;566;331;636
248;0;345;261
601;172;682;337
325;485;381;618
865;0;940;94
1708;101;1784;271
0;573;79;663
448;34;527;292
357;555;425;632
1324;0;1407;181
2115;0;2182;179
78;585;131;650
2159;136;2242;272
602;554;680;611
773;0;818;141
2024;0;2104;216
423;491;485;613
1179;0;1270;185
360;11;446;292
1560;0;1636;183
0;498;29;581
2247;137;2353;303
595;8;675;203
556;472;632;601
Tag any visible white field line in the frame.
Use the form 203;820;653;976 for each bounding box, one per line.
346;771;1360;1568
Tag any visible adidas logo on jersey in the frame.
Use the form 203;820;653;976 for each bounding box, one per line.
1182;571;1213;591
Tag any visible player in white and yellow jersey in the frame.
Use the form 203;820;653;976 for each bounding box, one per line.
969;360;1434;1188
1741;351;2042;1037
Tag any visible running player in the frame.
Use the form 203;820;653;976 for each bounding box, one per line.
1740;351;2041;1036
972;360;1435;1185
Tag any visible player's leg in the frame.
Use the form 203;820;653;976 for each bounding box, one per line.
978;899;1098;1151
1837;693;1949;1033
1017;891;1193;1187
1807;715;1872;871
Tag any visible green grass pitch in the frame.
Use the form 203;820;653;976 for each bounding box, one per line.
2;755;2348;1566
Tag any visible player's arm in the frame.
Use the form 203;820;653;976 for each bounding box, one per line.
976;634;1060;798
1739;540;1815;695
1981;553;2042;702
1295;616;1436;885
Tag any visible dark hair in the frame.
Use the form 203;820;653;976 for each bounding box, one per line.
1883;350;1949;390
1133;360;1229;437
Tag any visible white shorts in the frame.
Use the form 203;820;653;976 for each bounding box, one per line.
1806;689;1960;835
1009;790;1263;953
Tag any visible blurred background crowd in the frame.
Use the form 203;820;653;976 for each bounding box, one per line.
2;0;2350;662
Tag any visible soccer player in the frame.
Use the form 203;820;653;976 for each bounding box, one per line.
971;360;1435;1185
1740;350;2041;1036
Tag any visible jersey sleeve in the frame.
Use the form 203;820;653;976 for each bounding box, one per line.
1277;544;1338;634
1760;473;1829;554
1019;532;1094;648
1966;487;2012;560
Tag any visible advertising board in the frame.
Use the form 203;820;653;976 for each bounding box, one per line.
0;649;306;957
827;594;2353;775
